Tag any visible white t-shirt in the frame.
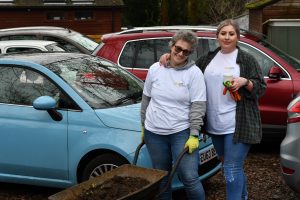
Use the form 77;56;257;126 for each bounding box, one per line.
204;49;240;135
143;62;206;135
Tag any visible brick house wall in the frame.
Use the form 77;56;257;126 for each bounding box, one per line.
249;8;263;32
0;0;124;36
246;0;300;34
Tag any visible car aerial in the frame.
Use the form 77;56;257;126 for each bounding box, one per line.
0;26;99;54
93;25;300;140
280;95;300;193
0;52;220;189
0;40;65;54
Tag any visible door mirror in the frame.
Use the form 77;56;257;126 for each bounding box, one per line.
33;96;62;121
33;96;56;110
268;66;283;80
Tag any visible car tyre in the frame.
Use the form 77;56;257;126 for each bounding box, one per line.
81;153;128;182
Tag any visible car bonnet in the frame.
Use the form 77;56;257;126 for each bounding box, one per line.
94;103;141;131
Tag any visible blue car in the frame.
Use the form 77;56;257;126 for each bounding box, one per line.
0;52;220;189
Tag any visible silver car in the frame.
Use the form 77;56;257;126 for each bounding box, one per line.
280;95;300;193
0;40;65;54
0;26;99;54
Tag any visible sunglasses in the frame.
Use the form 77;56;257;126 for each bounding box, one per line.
174;45;192;56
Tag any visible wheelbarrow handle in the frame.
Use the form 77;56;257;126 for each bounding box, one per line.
132;140;145;165
159;138;202;196
155;147;189;198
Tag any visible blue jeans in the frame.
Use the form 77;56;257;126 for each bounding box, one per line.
210;133;251;200
144;128;205;200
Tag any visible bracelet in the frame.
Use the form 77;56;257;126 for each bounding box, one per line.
245;79;250;87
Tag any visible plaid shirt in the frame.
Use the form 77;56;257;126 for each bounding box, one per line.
196;47;266;144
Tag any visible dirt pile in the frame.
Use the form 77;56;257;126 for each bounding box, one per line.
77;175;150;200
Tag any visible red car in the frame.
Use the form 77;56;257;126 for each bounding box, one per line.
93;26;300;139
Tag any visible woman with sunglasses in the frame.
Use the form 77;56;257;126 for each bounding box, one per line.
141;30;206;200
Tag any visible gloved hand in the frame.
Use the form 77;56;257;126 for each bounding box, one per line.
141;125;145;142
184;136;199;154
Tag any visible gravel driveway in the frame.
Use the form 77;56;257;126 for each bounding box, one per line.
0;143;299;200
203;152;300;200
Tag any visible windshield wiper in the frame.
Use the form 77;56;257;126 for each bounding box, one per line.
113;91;142;106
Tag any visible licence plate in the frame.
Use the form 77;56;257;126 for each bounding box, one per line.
199;147;217;164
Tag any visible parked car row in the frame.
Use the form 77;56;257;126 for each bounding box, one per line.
1;25;300;195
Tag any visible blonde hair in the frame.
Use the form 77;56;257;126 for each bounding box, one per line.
216;19;240;39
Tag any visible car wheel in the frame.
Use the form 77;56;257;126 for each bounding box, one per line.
81;153;128;182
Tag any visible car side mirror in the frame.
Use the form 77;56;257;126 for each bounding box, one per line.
33;96;62;121
268;66;282;80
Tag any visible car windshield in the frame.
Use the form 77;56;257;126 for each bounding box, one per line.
259;39;300;71
46;56;144;109
69;33;99;52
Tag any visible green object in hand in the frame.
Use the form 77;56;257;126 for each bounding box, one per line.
223;80;241;101
223;80;232;87
184;136;199;154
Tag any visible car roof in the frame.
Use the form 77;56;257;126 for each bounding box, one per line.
0;40;57;46
118;25;218;34
102;25;266;43
0;52;89;66
0;26;71;32
102;25;217;40
0;26;79;36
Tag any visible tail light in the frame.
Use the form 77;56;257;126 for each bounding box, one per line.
282;165;295;175
289;101;300;113
287;101;300;124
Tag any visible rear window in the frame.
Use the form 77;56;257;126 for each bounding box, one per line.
6;47;42;53
43;36;81;53
119;38;216;70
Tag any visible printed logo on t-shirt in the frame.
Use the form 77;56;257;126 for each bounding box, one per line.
174;80;184;87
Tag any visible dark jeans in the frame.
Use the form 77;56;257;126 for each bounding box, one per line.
144;128;205;200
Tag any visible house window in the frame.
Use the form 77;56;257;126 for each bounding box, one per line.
71;0;94;5
75;11;93;20
43;0;66;5
47;12;65;20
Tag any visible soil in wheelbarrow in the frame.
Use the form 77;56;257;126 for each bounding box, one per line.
77;175;150;200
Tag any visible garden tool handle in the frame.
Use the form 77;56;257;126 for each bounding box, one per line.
132;140;145;165
155;147;189;199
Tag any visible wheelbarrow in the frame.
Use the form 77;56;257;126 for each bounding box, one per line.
48;141;188;200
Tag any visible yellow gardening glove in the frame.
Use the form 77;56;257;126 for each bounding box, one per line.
141;125;145;142
184;136;199;154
